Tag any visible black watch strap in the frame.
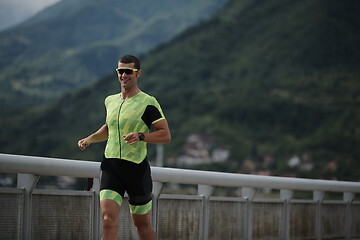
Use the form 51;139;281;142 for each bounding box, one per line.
138;133;145;141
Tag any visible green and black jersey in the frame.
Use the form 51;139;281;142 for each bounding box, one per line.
104;92;165;163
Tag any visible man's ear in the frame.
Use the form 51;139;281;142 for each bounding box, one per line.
137;69;143;77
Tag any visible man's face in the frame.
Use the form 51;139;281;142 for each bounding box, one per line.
117;62;142;90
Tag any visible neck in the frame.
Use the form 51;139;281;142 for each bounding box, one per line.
121;87;140;99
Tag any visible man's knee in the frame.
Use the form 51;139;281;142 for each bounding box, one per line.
103;214;118;230
100;197;121;232
134;219;151;230
132;212;151;230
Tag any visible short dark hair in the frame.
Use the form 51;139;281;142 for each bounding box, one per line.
119;55;141;69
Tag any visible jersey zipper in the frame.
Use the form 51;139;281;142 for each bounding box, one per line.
117;99;125;159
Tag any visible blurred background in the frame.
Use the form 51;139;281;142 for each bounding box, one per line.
0;0;359;190
0;0;61;31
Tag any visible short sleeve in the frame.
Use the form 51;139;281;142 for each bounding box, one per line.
141;105;165;128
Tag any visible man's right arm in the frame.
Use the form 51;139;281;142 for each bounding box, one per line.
78;124;108;150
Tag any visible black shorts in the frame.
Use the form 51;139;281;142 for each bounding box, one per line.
100;157;153;206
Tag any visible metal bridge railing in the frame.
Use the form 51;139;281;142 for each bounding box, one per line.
1;153;360;240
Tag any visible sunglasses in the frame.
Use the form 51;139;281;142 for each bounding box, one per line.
115;68;139;75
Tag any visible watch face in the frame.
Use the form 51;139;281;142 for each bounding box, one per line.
139;133;145;141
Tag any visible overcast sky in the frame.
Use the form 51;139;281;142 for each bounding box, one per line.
0;0;61;31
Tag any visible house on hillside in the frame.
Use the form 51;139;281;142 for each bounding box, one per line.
176;133;229;166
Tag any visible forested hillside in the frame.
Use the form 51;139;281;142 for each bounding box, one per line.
0;0;228;109
1;0;359;181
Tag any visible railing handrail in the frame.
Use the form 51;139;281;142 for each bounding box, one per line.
1;153;359;193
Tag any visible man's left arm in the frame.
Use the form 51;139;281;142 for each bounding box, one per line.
142;119;171;144
123;119;171;145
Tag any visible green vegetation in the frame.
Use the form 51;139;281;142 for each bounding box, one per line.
0;0;228;108
1;0;359;181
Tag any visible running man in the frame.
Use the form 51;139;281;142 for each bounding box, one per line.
78;55;171;240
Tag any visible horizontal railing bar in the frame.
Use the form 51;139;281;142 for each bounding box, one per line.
0;153;100;178
151;166;360;193
1;153;360;193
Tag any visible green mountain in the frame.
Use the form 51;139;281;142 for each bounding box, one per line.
1;0;359;181
0;0;228;109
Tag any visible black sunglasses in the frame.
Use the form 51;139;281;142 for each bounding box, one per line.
115;68;139;75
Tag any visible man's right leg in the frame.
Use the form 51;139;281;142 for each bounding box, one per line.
101;199;120;240
99;158;126;239
100;190;122;240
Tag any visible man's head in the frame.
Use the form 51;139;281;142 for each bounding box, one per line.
116;55;142;90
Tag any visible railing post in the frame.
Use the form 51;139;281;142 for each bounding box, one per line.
344;192;355;240
17;173;40;240
280;189;293;240
198;184;214;240
242;187;256;240
91;178;100;240
313;191;325;240
153;182;164;238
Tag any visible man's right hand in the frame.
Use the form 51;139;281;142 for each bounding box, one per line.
78;138;91;150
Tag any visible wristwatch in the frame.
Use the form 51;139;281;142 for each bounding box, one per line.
138;133;145;141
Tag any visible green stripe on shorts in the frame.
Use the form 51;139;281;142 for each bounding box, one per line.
129;200;152;215
100;189;123;206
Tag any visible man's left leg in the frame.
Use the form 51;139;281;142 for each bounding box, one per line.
131;211;156;240
128;159;156;239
